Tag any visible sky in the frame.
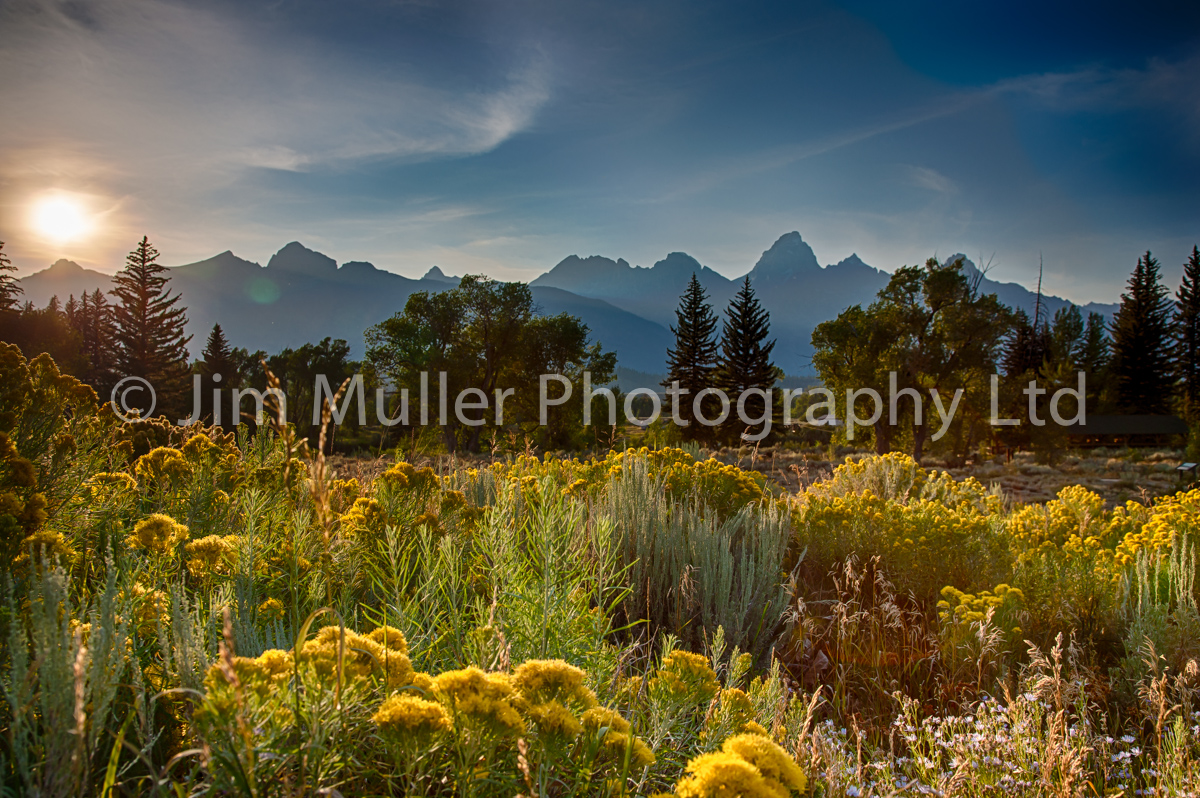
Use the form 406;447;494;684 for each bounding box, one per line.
0;0;1197;304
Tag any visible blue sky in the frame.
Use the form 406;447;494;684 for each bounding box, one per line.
0;0;1196;304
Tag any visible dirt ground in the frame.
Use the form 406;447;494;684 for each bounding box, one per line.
330;442;1195;508
707;445;1193;507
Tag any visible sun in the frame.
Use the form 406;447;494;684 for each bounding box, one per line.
31;194;93;244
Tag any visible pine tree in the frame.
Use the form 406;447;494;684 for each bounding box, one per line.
0;241;21;312
1177;246;1200;422
110;237;192;417
716;276;778;442
664;274;721;441
1109;251;1174;414
1001;309;1050;378
198;324;238;428
77;289;119;393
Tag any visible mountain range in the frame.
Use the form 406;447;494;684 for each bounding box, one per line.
17;233;1119;377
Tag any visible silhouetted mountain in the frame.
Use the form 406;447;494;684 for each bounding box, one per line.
18;259;110;306
532;253;735;327
422;266;457;284
17;243;671;373
535;233;1117;374
17;234;1119;377
951;255;1117;322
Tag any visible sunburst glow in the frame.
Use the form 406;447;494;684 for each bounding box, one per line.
31;195;93;243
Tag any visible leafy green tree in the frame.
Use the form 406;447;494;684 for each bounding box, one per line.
1177;246;1200;423
110;237;192;418
813;257;1010;462
1109;251;1174;415
663;274;720;442
367;276;614;453
512;313;617;449
0;241;21;312
811;304;898;454
716;277;778;444
266;337;357;447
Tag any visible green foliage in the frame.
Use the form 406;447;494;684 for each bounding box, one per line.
716;277;778;445
366;275;616;453
11;351;1200;794
0;241;20;312
664;274;721;443
812;256;1012;462
1110;250;1175;414
110;236;193;418
1178;246;1200;424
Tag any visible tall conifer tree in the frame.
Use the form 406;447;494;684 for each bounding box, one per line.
198;323;237;428
664;274;720;440
716;276;777;442
0;241;21;312
1109;251;1174;414
1177;246;1200;422
111;237;192;417
69;289;119;392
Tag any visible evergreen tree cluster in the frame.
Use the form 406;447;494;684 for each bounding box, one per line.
0;237;195;418
664;275;780;444
999;247;1200;428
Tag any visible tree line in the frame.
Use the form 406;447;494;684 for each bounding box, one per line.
805;248;1200;460
3;234;1198;459
0;237;616;453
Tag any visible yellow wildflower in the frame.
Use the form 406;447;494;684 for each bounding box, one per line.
434;666;525;736
126;514;188;555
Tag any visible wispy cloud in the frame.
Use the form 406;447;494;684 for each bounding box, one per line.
902;165;958;195
992;54;1200;119
0;0;550;268
635;93;980;204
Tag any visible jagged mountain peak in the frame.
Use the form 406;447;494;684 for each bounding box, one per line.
267;242;337;275
422;265;460;283
652;252;705;273
46;258;86;273
750;232;820;281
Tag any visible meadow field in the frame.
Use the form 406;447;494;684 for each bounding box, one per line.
7;348;1200;797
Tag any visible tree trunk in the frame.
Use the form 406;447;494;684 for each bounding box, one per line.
912;422;927;464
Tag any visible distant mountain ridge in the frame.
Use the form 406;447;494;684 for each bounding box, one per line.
18;233;1119;376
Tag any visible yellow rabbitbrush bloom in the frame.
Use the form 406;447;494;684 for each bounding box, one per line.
134;447;190;486
1114;489;1200;566
938;584;1025;626
673;733;806;797
258;597;285;622
512;659;597;708
793;458;1004;600
722;734;806;794
652;650;721;705
86;471;137;497
373;693;452;744
673;752;787;798
512;659;597;740
126;513;188;555
339;496;388;538
482;447;770;520
580;706;655;768
433;666;525;737
299;625;415;688
184;534;237;577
